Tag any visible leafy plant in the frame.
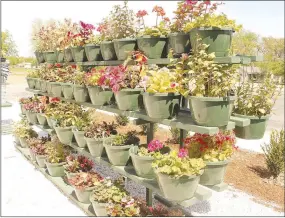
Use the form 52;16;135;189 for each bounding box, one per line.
74;67;86;85
27;136;51;149
85;34;102;45
97;17;115;41
112;131;140;146
107;196;140;217
31;143;47;156
234;72;282;117
19;97;33;105
152;150;206;178
73;111;91;131
45;138;69;164
84;121;118;138
84;67;106;86
12;119;38;139
27;69;40;78
261;129;285;178
55;19;78;50
184;131;237;162
64;155;94;173
137;140;169;158
68;172;102;190
69;21;95;47
115;115;129;126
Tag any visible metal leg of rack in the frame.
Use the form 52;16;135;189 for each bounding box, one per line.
146;122;154;206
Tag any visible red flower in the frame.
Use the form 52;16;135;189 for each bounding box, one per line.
55;63;62;68
50;97;60;103
136;10;148;18
71;65;77;69
204;0;211;5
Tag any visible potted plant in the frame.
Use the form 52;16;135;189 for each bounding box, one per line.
44;137;69;177
68;172;102;203
24;98;40;124
35;96;48;126
136;6;170;59
72;111;91;148
59;65;77;100
64;154;94;179
32;22;45;63
152;149;206;201
185;131;237;186
142;67;181;119
130;140;170;179
69;21;94;62
27;136;50;161
84;121;118;157
233;73;282;139
19;97;32;115
48;64;64;97
84;34;103;61
26;70;40;90
31;143;48;168
12;119;37;147
110;1;137;61
183;1;242;57
38;64;50;93
90;177;128;216
44;97;61;129
178;42;238;127
98;17;117;61
85;67;114;106
106;196;140;217
105;131;140;166
73;68;90;103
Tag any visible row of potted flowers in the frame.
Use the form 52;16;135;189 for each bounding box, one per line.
33;1;242;64
12;125;184;217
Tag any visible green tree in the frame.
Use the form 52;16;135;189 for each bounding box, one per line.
1;30;18;57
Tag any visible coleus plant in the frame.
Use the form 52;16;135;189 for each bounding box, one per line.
84;67;106;87
68;172;103;190
31;143;47;156
107;196;140;217
69;21;95;47
97;17;115;41
184;131;237;162
64;154;94;173
19;97;33;105
27;136;51;149
55;19;77;51
35;21;58;51
84;121;118;138
12;119;38;139
45;137;70;163
137;140;170;158
27;69;40;78
112;131;140;147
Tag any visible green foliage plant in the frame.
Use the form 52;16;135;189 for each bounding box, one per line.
12;119;38;139
45;137;69;164
115;115;129;126
112;131;140;146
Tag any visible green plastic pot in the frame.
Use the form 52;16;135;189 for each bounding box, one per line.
55;50;64;63
137;36;168;59
50;82;63;97
26;77;36;89
71;46;87;62
143;92;181;119
72;130;86;148
45;161;66;177
20;103;27;115
188;96;235;127
168;32;191;56
113;38;137;61
46;82;52;94
74;187;95;203
61;83;74;100
26;111;38;124
155;171;201;202
19;137;28;148
36;113;48;126
64;48;74;62
114;88;143;111
84;137;105;157
29;148;36;161
35;51;45;63
84;44;102;61
73;84;89;103
36;155;46;168
43;51;57;63
40;80;47;93
34;79;41;90
104;144;133;166
54;126;74;145
46;116;56;129
200;160;229;186
87;86;113;106
100;41;117;61
189;27;234;57
90;199;108;217
233;114;269;139
14;136;21;145
130;146;155;179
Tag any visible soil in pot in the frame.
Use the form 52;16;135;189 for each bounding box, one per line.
50;82;63;97
87;86;113;106
155;171;201;202
72;130;86;148
84;137;105;157
61;83;74;100
19;137;28;148
130;146;155;179
100;41;117;61
199;160;229;186
54;126;74;145
40;80;47;93
104;144;132;166
20;104;27;115
36;155;46;168
188;96;235;127
36;113;48;126
189;27;234;57
168;32;191;57
113;38;137;61
233;114;269;139
55;50;64;63
26;78;36;89
64;48;74;62
74;187;95;203
71;46;87;62
143;93;181;119
35;51;45;63
26;111;38;124
90;200;108;217
45;161;66;177
43;51;57;63
84;44;102;61
114;88;143;111
137;36;168;59
73;85;90;103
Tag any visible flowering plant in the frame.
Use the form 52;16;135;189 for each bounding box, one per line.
152;150;206;178
69;21;95;47
184;131;237;162
84;121;118;138
112;131;140;147
107;196;140;217
64;155;94;173
68;172;102;190
137;140;170;158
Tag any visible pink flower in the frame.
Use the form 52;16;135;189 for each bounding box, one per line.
170;82;178;88
185;0;198;5
178;148;188;158
136;10;148;18
204;0;211;5
148;140;164;152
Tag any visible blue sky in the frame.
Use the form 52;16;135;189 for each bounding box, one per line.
2;1;284;57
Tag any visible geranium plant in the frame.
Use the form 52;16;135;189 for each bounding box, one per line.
64;155;94;173
112;131;140;147
184;131;237;162
84;121;118;138
68;172;102;190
